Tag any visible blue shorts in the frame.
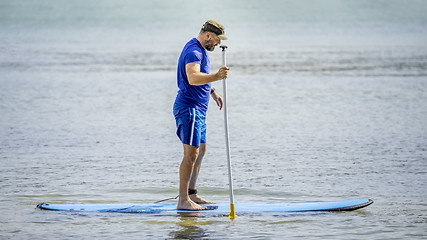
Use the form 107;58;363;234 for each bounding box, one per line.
173;103;207;147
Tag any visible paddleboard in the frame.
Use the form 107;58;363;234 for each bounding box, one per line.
37;199;373;214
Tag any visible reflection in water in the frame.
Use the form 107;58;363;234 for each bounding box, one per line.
171;213;208;239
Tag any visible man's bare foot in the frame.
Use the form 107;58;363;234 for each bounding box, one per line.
190;194;214;204
177;198;207;211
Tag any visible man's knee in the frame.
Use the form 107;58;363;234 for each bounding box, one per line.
183;144;199;163
198;143;207;157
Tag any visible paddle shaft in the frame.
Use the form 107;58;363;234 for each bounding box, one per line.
220;45;236;219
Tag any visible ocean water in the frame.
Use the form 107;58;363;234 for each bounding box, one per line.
1;0;427;239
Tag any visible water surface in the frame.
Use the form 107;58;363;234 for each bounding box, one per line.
1;0;426;239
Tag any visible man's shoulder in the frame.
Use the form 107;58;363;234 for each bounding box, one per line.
182;39;204;63
184;38;203;54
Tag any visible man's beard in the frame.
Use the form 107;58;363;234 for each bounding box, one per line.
205;37;216;51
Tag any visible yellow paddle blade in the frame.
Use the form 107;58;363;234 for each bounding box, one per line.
229;203;237;219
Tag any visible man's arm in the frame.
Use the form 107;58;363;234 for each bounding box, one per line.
186;62;229;86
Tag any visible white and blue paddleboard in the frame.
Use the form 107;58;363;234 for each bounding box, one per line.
37;199;373;214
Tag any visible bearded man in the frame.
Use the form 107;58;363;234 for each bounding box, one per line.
173;20;229;210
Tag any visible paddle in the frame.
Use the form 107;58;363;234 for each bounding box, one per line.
220;45;236;219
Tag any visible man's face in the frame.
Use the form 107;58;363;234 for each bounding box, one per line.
205;33;221;51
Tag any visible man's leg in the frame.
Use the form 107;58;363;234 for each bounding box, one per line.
188;143;213;204
177;144;207;210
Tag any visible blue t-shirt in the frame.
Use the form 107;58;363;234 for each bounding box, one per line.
175;38;211;113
